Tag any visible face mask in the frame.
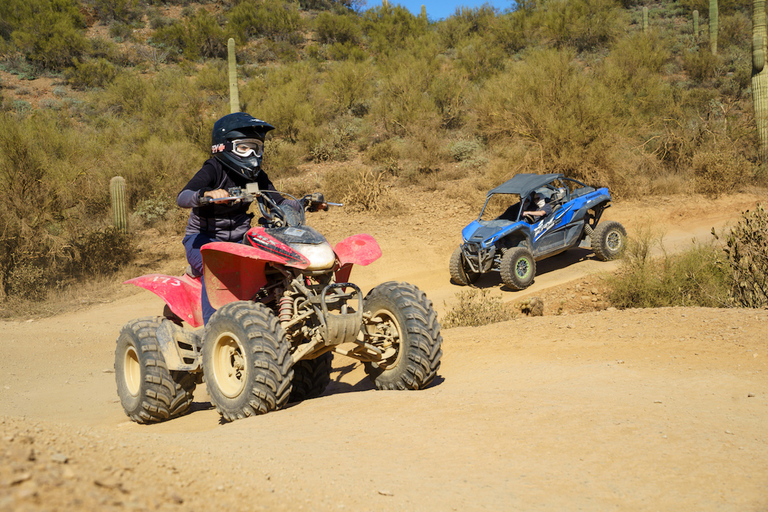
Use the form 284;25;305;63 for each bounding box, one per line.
536;199;545;208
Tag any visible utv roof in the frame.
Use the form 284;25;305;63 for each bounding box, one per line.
488;173;563;198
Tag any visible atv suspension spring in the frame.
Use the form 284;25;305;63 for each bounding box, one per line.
278;296;293;323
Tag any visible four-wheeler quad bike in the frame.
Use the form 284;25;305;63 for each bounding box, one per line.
450;173;627;291
115;184;443;424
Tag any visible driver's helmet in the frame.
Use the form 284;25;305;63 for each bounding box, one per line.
211;112;275;181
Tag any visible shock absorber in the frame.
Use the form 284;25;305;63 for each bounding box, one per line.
278;295;293;323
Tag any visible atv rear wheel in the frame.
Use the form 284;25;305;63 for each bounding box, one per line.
500;247;536;290
289;351;332;403
362;282;442;390
591;220;627;261
449;247;479;286
202;301;292;422
115;317;196;424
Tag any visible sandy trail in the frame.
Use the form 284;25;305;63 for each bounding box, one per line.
0;193;766;511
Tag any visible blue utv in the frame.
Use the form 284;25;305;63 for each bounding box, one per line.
450;173;627;290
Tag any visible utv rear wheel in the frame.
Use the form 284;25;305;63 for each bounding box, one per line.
289;352;332;403
592;221;627;261
115;317;196;424
500;247;536;290
449;247;479;286
362;282;442;390
202;301;292;422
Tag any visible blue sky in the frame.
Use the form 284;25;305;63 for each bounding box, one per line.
375;1;514;21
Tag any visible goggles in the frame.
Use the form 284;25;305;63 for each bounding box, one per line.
230;138;264;158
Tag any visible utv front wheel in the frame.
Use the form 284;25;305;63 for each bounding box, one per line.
203;301;293;422
115;317;196;424
500;247;536;290
449;247;479;286
592;221;627;261
362;282;442;390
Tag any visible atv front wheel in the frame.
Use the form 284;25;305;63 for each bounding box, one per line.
362;282;442;390
449;247;479;286
202;301;293;421
115;317;196;424
591;221;627;261
289;351;332;403
500;247;536;290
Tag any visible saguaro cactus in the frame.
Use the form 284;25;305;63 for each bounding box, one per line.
753;0;768;160
693;10;699;39
110;176;127;233
228;38;240;114
710;0;718;54
643;6;649;32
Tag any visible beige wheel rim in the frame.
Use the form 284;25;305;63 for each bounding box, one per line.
211;332;247;398
123;345;141;396
368;309;403;370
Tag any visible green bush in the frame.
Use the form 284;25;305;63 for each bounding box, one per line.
152;9;226;60
65;58;119;89
606;227;730;308
322;165;399;212
314;11;361;45
535;0;625;52
228;0;304;44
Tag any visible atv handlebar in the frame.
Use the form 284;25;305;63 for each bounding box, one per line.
199;188;342;228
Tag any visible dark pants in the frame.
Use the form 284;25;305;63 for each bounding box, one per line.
182;233;218;325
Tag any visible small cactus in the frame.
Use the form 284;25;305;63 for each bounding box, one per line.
110;176;127;233
710;0;718;54
643;6;649;32
693;9;699;39
228;38;240;114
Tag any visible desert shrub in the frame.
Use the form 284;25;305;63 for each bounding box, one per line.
534;0;625;52
606;227;730;308
455;34;506;81
319;59;374;116
263;138;304;178
9;0;89;71
691;147;751;197
66;226;135;277
475;48;619;184
195;60;228;94
443;289;515;328
429;71;469;130
361;4;428;56
682;47;719;83
65;58;120;89
438;5;498;49
152;9;226;60
92;0;141;23
314;11;362;45
322;165;399;212
717;204;768;307
309;124;357;162
228;0;304;44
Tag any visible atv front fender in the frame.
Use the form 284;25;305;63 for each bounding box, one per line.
201;242;271;310
333;234;382;283
125;274;204;328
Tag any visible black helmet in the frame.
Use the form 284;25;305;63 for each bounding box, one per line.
211;113;275;181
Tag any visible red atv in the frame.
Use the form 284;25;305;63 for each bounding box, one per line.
115;184;443;423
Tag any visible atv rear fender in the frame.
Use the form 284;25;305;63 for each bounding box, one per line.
333;234;382;283
125;274;204;328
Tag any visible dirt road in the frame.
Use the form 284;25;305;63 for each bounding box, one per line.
1;192;766;511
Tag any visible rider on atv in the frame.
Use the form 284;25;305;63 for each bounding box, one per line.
176;112;302;324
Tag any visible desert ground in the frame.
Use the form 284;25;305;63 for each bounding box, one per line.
1;191;766;511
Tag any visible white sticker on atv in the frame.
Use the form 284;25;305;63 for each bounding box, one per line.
151;276;181;286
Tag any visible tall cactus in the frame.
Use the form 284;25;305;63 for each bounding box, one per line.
110;176;127;233
709;0;718;54
643;6;649;32
693;10;699;39
753;0;768;161
228;38;240;114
